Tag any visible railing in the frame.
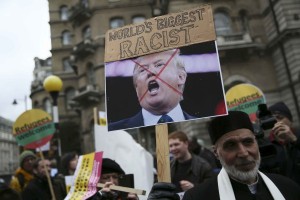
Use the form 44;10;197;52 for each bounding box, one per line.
217;32;252;46
72;38;96;59
68;3;92;26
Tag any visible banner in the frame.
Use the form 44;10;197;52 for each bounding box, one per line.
64;151;103;200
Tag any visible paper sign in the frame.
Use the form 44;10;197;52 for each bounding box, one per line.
64;151;103;200
226;83;266;122
105;5;216;62
12;109;55;149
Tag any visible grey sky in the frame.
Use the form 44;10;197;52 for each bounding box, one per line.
0;0;51;121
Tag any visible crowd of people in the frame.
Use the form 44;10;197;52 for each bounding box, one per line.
1;101;300;200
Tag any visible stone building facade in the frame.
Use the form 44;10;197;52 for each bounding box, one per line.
0;117;19;176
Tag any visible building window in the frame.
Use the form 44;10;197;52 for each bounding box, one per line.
82;26;91;40
62;31;72;45
87;63;95;85
110;17;125;29
214;11;232;35
239;10;249;32
65;88;76;110
43;98;52;115
132;15;146;24
60;5;68;21
63;58;73;72
33;101;39;108
81;0;89;8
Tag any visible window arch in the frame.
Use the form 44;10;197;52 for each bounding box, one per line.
110;17;125;29
63;57;72;72
86;63;95;85
132;15;146;24
43;98;52;115
60;5;68;21
82;25;91;40
65;88;76;110
62;30;72;45
224;75;251;92
214;10;232;35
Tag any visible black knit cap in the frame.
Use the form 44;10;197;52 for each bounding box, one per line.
269;101;293;122
208;111;254;144
102;158;125;175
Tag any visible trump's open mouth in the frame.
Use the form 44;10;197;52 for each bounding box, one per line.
148;80;159;95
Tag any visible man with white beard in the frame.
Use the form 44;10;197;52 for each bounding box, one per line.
147;111;300;200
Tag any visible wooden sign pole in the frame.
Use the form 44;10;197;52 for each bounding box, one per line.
155;124;171;182
39;150;56;200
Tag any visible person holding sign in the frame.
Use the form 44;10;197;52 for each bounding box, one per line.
148;111;300;200
22;158;67;200
88;158;138;200
108;49;195;131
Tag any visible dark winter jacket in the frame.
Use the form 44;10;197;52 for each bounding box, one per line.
22;175;67;200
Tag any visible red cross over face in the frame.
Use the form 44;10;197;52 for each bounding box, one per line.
132;49;187;115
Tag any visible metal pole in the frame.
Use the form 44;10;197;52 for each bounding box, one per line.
24;95;28;111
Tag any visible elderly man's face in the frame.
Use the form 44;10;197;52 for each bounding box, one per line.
133;51;186;115
215;129;260;183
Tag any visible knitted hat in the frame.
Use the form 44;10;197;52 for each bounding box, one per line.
19;150;36;167
269;101;293;122
208;111;254;144
102;158;125;175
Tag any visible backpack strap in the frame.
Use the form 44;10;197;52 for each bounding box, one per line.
16;173;25;190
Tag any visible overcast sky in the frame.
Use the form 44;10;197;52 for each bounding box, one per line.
0;0;51;122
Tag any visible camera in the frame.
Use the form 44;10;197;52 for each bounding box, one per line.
254;104;277;162
256;104;277;131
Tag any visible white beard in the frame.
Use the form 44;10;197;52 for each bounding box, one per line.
219;154;261;183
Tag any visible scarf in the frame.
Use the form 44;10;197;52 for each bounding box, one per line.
217;168;285;200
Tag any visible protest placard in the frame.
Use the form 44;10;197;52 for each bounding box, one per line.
12;109;55;149
64;151;103;200
226;83;266;122
105;5;227;132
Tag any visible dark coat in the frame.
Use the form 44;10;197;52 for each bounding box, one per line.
22;175;67;200
183;173;300;200
108;110;195;131
260;128;300;185
170;154;215;192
